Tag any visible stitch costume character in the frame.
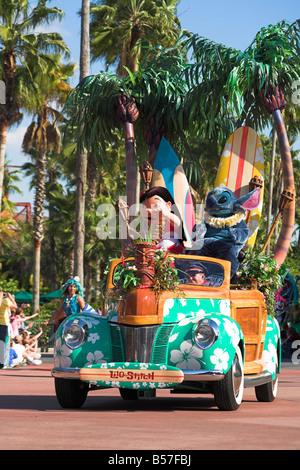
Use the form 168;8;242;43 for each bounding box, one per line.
190;186;261;278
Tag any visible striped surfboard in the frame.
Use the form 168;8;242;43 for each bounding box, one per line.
215;127;264;247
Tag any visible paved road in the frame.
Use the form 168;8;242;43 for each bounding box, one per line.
1;359;299;451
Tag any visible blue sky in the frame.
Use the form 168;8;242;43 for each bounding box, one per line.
6;0;300;205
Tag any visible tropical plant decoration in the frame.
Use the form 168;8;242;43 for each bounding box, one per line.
151;249;182;298
236;248;287;316
111;248;181;299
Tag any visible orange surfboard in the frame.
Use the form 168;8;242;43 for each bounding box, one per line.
215;127;264;247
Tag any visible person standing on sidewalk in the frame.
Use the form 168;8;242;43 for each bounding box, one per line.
0;291;18;369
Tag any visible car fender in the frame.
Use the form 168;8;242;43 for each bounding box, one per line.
260;315;281;378
53;313;112;369
168;313;244;375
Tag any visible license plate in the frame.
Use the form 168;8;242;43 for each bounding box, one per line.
78;362;184;388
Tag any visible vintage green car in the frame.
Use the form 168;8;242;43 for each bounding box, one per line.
51;254;280;411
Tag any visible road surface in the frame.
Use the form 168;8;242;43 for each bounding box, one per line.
0;358;299;451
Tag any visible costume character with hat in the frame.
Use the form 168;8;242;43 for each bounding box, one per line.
185;262;208;285
140;186;186;254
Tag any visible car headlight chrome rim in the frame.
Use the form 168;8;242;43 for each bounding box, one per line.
194;318;219;350
63;318;88;350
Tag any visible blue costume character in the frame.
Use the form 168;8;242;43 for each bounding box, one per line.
190;186;261;279
62;277;85;317
46;277;86;325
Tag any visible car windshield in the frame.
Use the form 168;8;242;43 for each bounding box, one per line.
112;257;224;288
174;259;224;287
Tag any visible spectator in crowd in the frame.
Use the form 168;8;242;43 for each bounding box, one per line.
9;338;17;367
21;328;43;362
0;291;18;369
16;307;40;334
11;334;42;367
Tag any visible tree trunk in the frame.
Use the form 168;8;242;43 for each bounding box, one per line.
260;85;295;266
48;164;56;290
32;240;42;314
115;92;139;247
124;121;137;210
32;148;47;313
272;109;295;265
265;128;276;254
85;153;98;303
0;121;8;216
73;0;90;283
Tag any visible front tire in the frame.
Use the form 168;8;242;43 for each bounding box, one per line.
55;378;88;408
214;347;244;411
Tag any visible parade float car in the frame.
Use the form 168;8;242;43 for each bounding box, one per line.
51;253;280;411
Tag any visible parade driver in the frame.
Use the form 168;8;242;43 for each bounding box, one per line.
185;262;208;285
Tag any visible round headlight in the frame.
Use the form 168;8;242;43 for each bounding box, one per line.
63;319;88;350
194;319;219;350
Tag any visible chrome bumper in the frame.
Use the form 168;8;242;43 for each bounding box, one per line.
182;369;225;381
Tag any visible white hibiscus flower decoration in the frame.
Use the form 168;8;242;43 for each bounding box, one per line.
261;342;277;375
88;332;100;344
54;337;73;367
169;333;179;343
223;318;241;349
210;348;230;371
219;300;231;316
85;350;106;366
170;340;203;369
139;363;148;369
178;311;205;327
111;381;120;387
85;317;100;328
163;298;175;317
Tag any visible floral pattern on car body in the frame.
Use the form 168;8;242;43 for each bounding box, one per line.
260;316;280;378
168;313;244;374
54;314;111;369
163;298;231;323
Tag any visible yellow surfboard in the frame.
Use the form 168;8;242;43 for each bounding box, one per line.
215;127;264;247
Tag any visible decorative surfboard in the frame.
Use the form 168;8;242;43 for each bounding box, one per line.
152;137;195;247
215;126;264;247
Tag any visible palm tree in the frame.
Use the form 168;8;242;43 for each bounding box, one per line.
22;54;74;313
63;35;192;209
184;20;300;264
90;0;181;76
73;0;91;284
0;0;68;216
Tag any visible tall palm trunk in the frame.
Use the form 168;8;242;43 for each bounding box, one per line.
32;117;47;313
272;109;295;264
0;51;18;216
85;153;98;302
48;164;56;290
265;128;276;254
116;93;139;244
0;120;8;216
261;85;295;265
73;0;90;283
